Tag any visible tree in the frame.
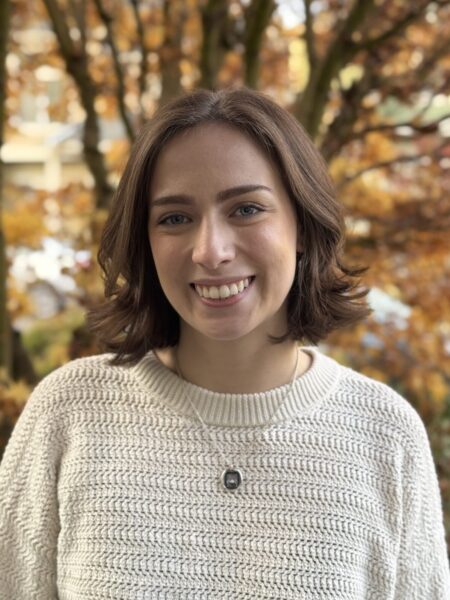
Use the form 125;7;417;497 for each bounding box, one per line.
3;0;450;541
41;0;114;209
0;0;11;378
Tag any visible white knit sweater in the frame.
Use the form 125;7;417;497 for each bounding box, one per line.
0;347;449;599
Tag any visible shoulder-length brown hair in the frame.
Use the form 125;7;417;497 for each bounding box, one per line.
87;86;372;366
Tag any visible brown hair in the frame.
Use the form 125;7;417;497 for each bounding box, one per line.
87;86;372;366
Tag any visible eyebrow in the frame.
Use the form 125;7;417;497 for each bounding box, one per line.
151;184;273;207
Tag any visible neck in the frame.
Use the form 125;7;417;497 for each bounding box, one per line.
171;332;310;393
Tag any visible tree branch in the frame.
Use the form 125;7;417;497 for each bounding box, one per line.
352;211;450;234
355;1;430;52
321;31;450;160
43;0;81;58
41;0;113;209
416;37;450;80
243;0;277;89
199;0;229;89
68;0;87;48
0;0;11;376
294;0;376;138
344;112;450;143
129;0;149;118
303;0;317;69
92;0;135;141
337;141;448;190
321;64;375;160
159;0;184;106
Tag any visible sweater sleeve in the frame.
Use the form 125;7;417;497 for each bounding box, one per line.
0;381;61;599
394;410;450;599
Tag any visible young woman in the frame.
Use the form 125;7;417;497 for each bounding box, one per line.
1;87;449;599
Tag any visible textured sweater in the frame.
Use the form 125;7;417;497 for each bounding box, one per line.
0;346;449;600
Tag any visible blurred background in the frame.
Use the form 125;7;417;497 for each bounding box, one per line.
0;0;449;547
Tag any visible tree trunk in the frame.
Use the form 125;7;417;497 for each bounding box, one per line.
293;0;376;140
0;0;11;378
93;0;135;142
130;0;149;124
198;0;229;90
159;0;184;106
42;0;114;209
243;0;276;89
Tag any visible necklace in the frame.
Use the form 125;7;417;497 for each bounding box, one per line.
173;347;300;491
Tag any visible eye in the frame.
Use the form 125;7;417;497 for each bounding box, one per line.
157;214;190;226
234;204;263;217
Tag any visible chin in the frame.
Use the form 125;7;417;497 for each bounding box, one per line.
201;327;253;342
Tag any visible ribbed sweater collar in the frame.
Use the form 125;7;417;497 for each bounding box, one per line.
132;346;342;427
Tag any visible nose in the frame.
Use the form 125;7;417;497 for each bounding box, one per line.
191;217;235;269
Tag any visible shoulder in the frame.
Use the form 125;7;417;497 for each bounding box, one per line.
332;361;429;451
23;352;140;418
33;352;132;391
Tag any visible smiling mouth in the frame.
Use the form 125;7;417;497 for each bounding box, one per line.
190;276;255;300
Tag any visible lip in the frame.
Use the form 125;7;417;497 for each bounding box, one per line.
191;275;255;287
191;276;255;307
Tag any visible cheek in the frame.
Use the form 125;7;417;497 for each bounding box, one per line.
252;226;298;294
251;221;297;264
150;238;179;279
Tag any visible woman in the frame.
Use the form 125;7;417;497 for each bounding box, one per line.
1;87;449;599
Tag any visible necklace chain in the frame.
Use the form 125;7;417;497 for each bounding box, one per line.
173;347;300;490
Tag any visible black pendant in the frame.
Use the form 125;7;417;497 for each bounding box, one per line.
222;468;242;490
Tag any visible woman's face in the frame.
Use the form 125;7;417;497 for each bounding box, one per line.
148;122;302;344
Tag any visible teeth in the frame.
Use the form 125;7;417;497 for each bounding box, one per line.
194;277;252;300
219;285;231;299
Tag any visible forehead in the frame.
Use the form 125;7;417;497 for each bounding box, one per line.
149;122;283;196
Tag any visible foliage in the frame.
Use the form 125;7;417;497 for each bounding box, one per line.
1;0;449;545
22;306;87;378
0;378;30;462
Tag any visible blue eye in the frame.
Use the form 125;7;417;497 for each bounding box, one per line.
157;204;263;226
235;204;263;217
158;214;189;226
